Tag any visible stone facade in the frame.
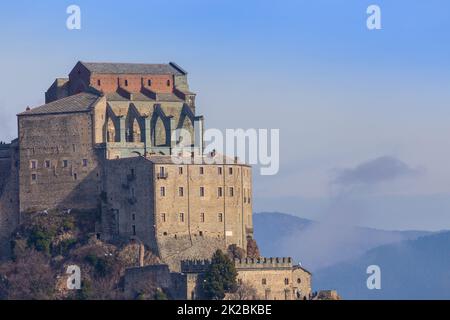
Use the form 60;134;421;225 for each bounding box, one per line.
103;155;253;271
17;109;103;213
174;257;312;300
0;142;19;258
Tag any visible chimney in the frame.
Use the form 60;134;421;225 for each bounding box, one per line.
139;243;145;267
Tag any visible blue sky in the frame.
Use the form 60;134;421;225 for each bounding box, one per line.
1;0;450;230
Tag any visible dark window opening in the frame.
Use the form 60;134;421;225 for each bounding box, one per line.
125;79;128;86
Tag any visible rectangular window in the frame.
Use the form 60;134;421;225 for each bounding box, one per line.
229;187;234;197
179;167;183;175
160;186;166;197
73;173;78;180
218;167;222;175
82;159;88;167
200;212;205;223
200;187;205;197
179;212;185;222
97;79;101;86
218;187;223;197
30;160;37;169
262;278;267;285
179;187;184;197
218;213;223;222
125;79;128;86
31;173;37;181
161;213;166;222
45;160;51;168
284;278;289;285
132;213;136;221
229;167;233;175
148;79;152;86
199;166;204;175
62;160;68;168
132;225;136;236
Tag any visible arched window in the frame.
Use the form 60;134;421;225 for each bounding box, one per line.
131;118;142;142
107;117;116;142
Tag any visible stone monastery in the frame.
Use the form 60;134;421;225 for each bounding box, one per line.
0;61;312;299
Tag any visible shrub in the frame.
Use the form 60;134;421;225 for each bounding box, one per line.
202;249;237;300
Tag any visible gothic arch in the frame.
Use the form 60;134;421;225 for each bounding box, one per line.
105;106;119;142
128;105;144;143
177;104;195;147
151;105;169;147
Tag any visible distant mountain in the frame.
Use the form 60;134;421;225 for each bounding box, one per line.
314;231;450;299
253;212;431;271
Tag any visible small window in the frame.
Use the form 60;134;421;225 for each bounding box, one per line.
285;278;289;285
166;79;171;86
199;231;203;237
45;160;51;168
218;187;223;197
63;160;68;168
82;159;88;167
200;187;205;197
200;212;205;223
229;167;233;175
31;173;37;181
148;79;152;86
297;278;301;284
125;79;128;86
160;186;166;197
218;213;223;222
179;212;185;222
199;166;204;175
229;187;234;197
161;213;166;222
218;167;222;175
262;278;267;285
132;225;136;236
132;213;136;221
179;167;183;175
179;187;184;197
97;79;101;86
73;173;78;180
30;160;37;169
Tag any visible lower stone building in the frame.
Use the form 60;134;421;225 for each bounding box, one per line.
123;256;312;300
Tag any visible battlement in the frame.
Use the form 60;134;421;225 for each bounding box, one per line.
180;257;294;273
180;259;211;273
234;257;293;269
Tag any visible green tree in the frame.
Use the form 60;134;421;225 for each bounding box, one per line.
202;249;238;300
